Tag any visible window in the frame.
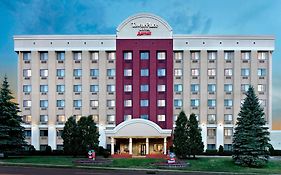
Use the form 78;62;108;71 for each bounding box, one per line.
207;144;216;150
191;51;200;60
23;69;32;77
40;100;48;108
157;85;166;92
258;51;268;60
124;115;132;121
107;85;115;92
92;115;99;122
57;85;65;92
124;69;133;76
107;115;115;123
157;115;165;121
22;115;32;124
57;69;65;77
174;84;183;92
259;99;266;107
207;114;216;124
40;52;48;60
224;114;233;124
56;129;63;136
208;51;217;60
158;100;166;107
157;69;166;76
224;84;233;92
90;85;99;92
224;69;233;76
224;51;234;60
191;69;199;76
124;100;132;107
258;69;266;76
73;69;82;77
258;84;266;92
191;84;199;92
140;69;149;76
191;99;199;107
73;51;82;60
23;85;31;93
74;115;82;122
73;85;82;92
107;69;116;77
224;144;232;151
140;100;149;107
174;69;182;76
24;130;31;137
73;100;82;107
140;115;149;120
90;100;99;107
90;69;99;77
208;69;216;76
124;85;132;92
241;68;250;76
23;52;31;60
107;100;116;107
224;99;233;107
40;69;48;77
174;52;183;60
124;52;132;60
208;99;216;107
140;84;149;92
40;130;48;137
174;99;182;107
56;100;65;107
23;100;31;107
207;128;216;137
107;52;116;60
40;85;48;92
224;128;233;136
91;52;99;60
208;84;216;92
57;51;65;61
241;84;250;92
140;51;149;60
157;51;166;60
40;115;48;123
241;51;251;60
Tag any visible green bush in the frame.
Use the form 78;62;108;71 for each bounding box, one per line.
45;145;52;154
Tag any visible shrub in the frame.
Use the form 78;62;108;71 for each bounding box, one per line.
218;145;224;155
45;145;52;154
205;149;218;155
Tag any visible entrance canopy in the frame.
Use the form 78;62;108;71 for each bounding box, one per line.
105;119;172;138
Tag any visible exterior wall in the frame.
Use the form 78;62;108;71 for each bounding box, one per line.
116;39;173;129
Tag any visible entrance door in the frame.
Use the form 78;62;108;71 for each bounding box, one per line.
140;144;146;155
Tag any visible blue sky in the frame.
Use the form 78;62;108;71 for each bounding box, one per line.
0;0;280;129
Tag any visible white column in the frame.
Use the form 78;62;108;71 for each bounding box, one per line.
201;124;207;151
129;138;133;155
216;124;224;149
31;125;40;150
98;124;106;148
48;125;56;150
111;137;114;155
146;138;149;155
163;137;167;155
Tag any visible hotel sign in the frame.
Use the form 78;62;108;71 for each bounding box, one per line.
131;22;158;36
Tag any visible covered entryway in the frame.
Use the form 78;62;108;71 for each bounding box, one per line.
105;119;172;156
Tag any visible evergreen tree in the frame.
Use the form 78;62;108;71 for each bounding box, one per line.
61;116;81;156
173;111;189;159
232;86;270;167
77;115;100;154
0;76;26;153
187;113;204;158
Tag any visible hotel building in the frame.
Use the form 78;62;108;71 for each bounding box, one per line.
14;13;275;155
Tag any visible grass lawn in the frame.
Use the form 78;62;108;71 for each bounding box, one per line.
2;156;281;174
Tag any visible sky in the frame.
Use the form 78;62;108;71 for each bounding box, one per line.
0;0;280;129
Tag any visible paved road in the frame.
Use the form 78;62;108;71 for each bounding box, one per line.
0;166;218;175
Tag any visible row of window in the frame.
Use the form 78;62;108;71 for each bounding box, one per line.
22;98;266;108
22;68;267;78
22;51;270;61
22;84;266;93
22;115;98;124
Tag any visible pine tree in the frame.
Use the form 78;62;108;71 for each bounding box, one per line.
232;86;270;167
188;113;204;158
173;111;189;159
0;76;26;153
